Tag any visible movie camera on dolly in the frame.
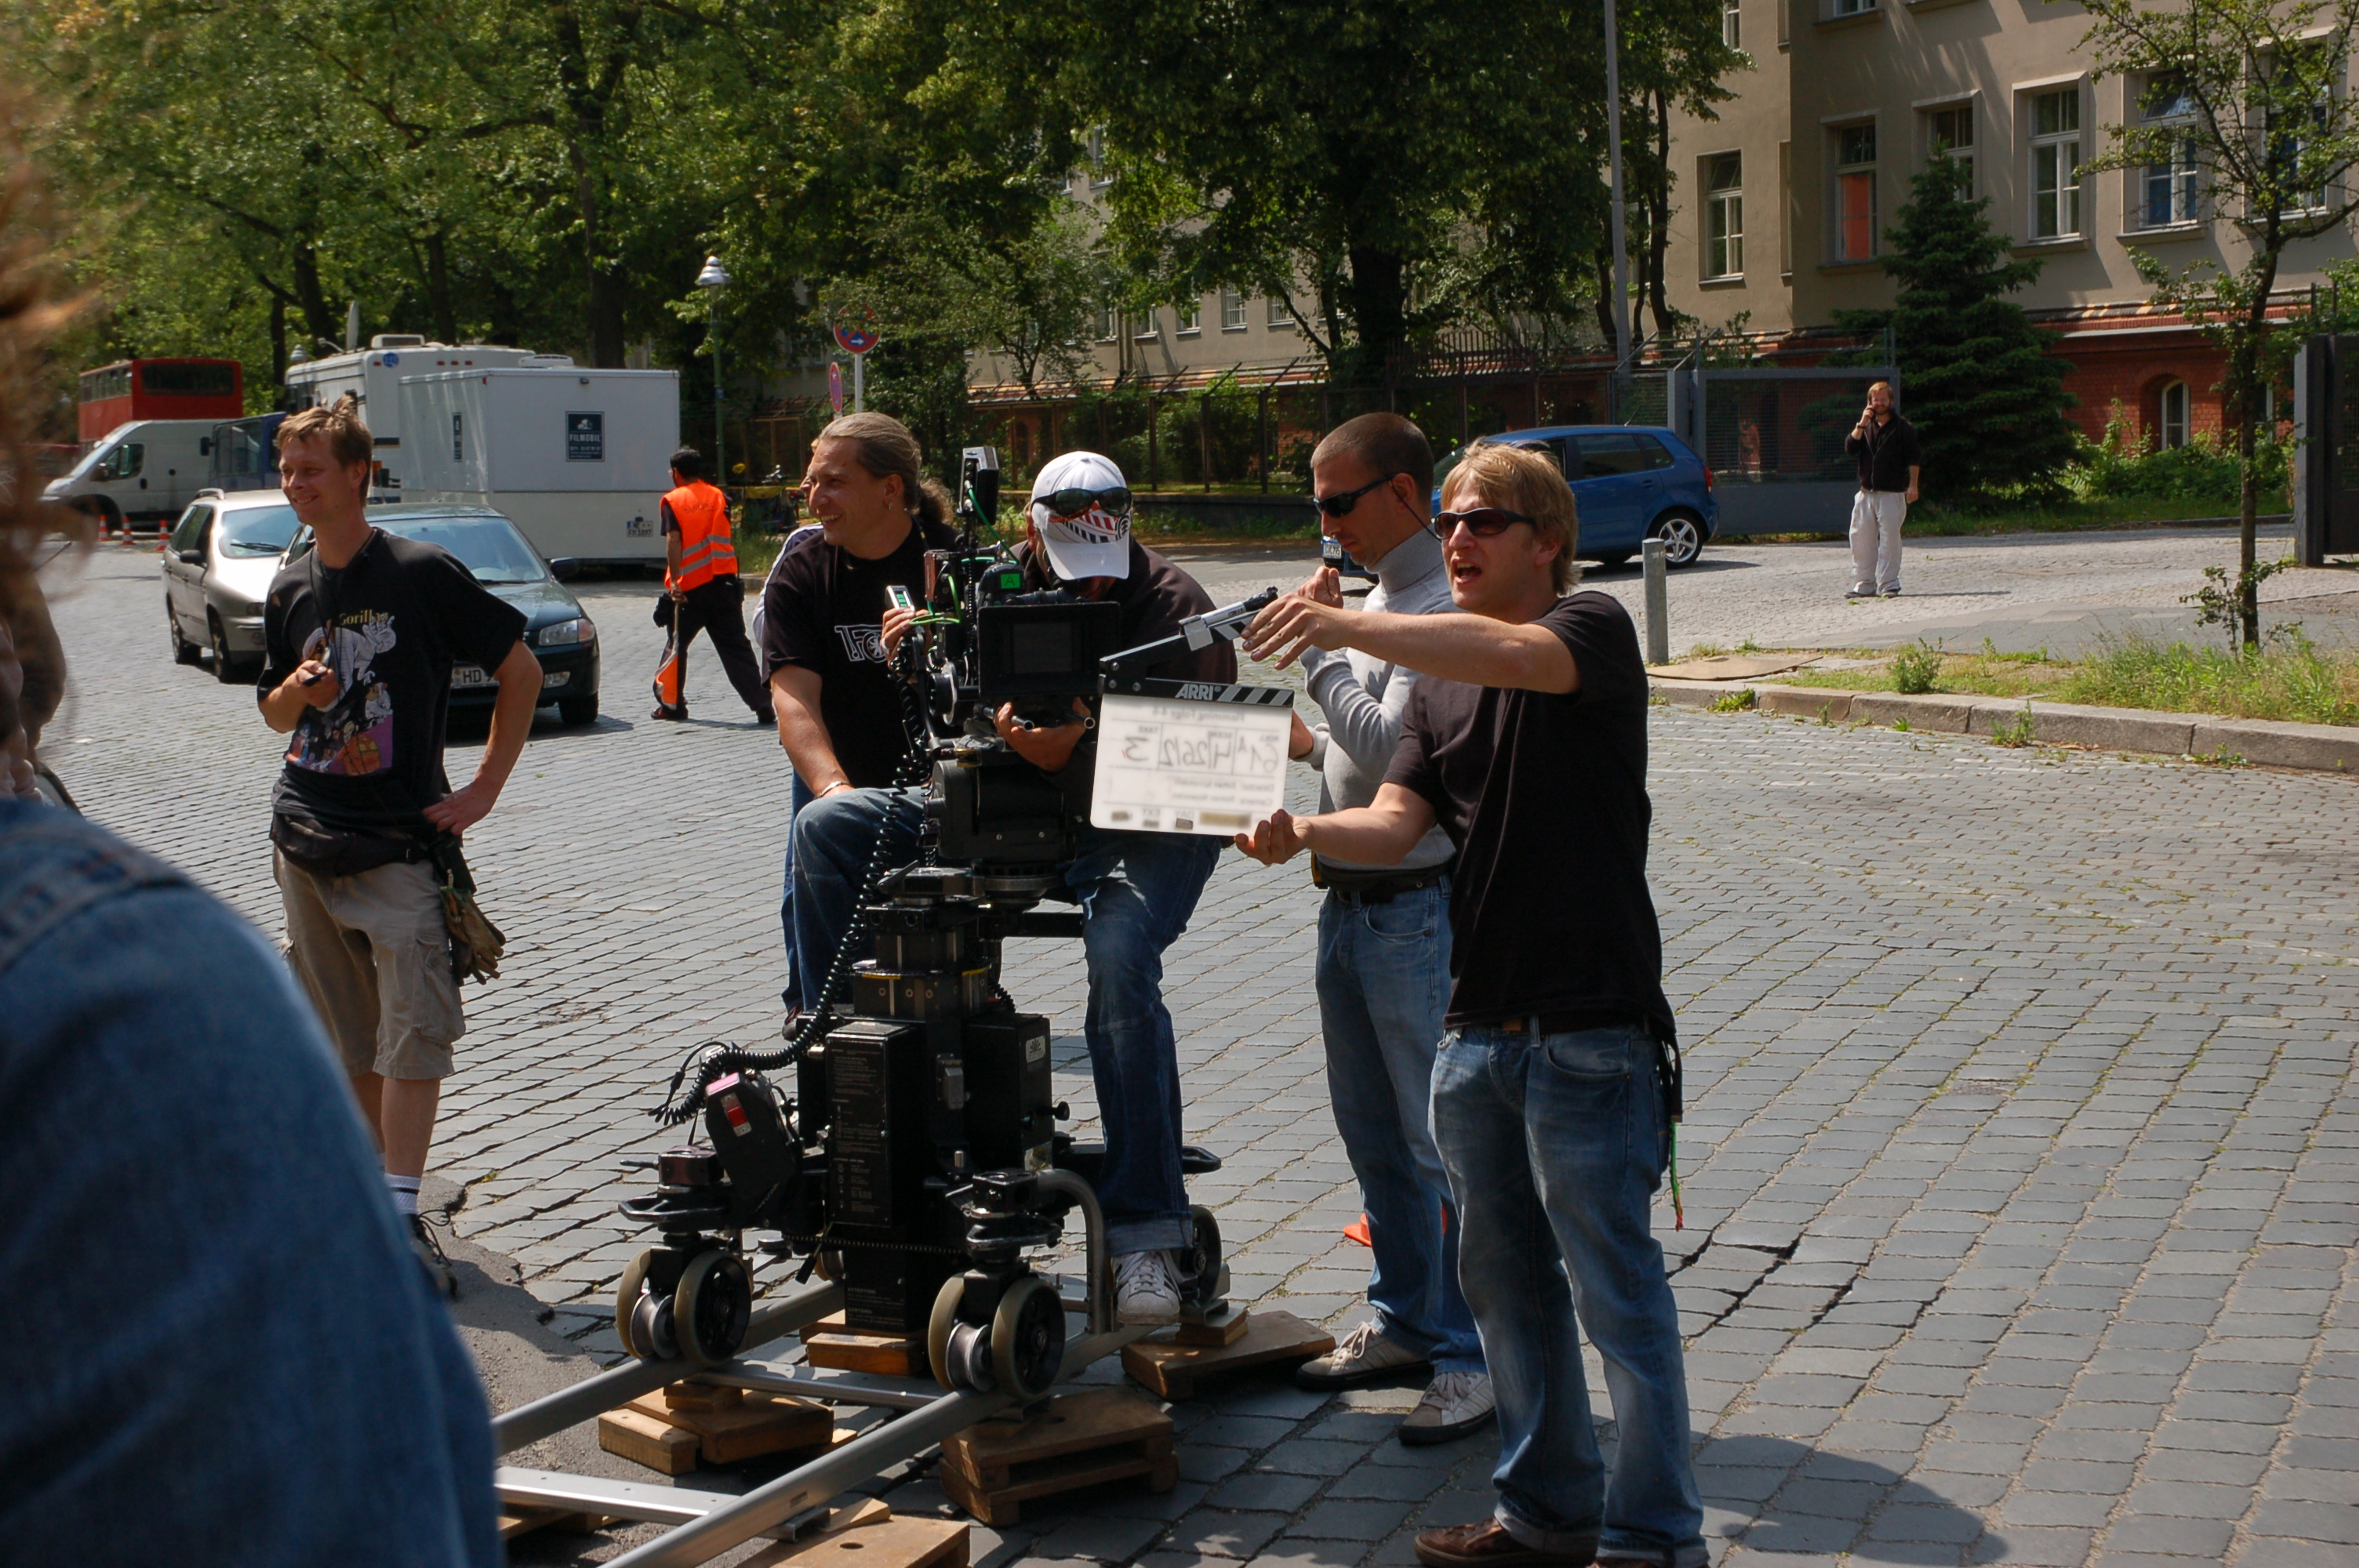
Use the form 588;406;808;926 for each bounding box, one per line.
612;447;1289;1404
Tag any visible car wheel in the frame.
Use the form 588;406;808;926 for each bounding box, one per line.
169;600;201;666
209;613;245;684
558;695;600;727
1651;511;1706;568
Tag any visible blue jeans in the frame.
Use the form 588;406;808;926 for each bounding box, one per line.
777;769;816;1011
1065;829;1222;1255
1316;884;1482;1374
0;798;498;1565
1432;1023;1704;1567
788;784;923;1007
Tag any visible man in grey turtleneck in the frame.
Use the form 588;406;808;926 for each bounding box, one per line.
1282;414;1492;1446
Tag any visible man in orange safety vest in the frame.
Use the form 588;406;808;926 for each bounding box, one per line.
652;445;772;724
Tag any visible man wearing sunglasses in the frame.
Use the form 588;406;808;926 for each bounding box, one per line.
1274;414;1490;1448
1238;442;1704;1568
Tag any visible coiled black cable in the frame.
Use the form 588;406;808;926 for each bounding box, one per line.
653;630;938;1126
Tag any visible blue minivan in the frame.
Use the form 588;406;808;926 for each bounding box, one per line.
1434;425;1717;568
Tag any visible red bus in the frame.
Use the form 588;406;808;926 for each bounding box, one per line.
78;358;244;443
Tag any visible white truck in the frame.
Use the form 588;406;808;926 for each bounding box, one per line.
42;419;220;530
286;336;564;493
398;365;680;566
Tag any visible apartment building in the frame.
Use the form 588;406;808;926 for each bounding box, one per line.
1664;0;2359;448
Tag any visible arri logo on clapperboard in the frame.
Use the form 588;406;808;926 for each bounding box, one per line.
566;411;605;462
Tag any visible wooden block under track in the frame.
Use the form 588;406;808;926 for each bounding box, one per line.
499;1506;618;1541
743;1506;968;1568
598;1406;702;1475
624;1389;834;1465
1172;1302;1251;1347
1121;1308;1336;1401
804;1329;931;1377
663;1378;745;1411
939;1388;1176;1526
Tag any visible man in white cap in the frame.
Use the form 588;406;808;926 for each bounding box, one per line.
793;450;1239;1323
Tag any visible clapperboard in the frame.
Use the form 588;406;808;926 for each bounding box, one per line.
1090;677;1295;837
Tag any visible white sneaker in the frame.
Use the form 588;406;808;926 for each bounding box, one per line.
1399;1370;1496;1446
1295;1319;1430;1390
1114;1250;1182;1325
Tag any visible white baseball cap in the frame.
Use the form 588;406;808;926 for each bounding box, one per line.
1028;450;1133;582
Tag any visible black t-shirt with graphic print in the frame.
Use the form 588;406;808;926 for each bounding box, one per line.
258;529;527;836
1383;591;1674;1040
760;516;961;789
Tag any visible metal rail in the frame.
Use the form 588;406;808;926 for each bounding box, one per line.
493;1280;844;1456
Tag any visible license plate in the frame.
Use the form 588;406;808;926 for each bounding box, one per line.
451;665;491;688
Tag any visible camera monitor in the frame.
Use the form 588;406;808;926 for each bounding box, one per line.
976;599;1121;704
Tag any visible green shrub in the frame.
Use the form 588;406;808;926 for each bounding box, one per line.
2064;402;2288;508
2061;634;2359;727
1892;641;1943;694
1711;689;1756;712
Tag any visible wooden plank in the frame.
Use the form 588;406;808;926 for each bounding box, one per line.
1120;1308;1335;1401
1172;1303;1250;1347
662;1379;744;1411
624;1390;834;1465
598;1406;702;1475
940;1446;1172;1527
804;1330;930;1378
941;1388;1172;1489
499;1507;620;1541
743;1509;968;1568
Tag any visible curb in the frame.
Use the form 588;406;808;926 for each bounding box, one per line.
1649;678;2359;773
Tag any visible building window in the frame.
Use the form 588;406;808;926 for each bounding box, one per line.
1707;154;1744;278
1830;0;1873;17
1177;299;1201;334
1926;103;1974;192
1087;126;1112;189
2031;88;2082;238
1833;123;1877;262
1096;303;1117;343
2268;73;2332;215
1722;0;1739;48
1220;289;1246;330
1268;296;1293;328
2157;379;2190;448
2138;76;2199;227
1134;310;1159;340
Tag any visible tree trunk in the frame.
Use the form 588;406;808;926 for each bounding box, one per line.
267;294;287;394
1593;249;1618;350
1342;244;1407;385
2237;252;2281;651
1646;89;1674;337
423;230;459;345
289;240;337;351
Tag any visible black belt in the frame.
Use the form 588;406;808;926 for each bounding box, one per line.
1485;1010;1645;1036
1314;858;1451;904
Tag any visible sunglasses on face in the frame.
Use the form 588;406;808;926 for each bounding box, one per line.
1428;506;1535;540
1038;486;1132;517
1314;473;1403;517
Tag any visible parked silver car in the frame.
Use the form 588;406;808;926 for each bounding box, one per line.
162;489;301;681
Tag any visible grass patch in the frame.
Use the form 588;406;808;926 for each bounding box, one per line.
1711;689;1756;712
2059;637;2359;727
1779;649;2081;699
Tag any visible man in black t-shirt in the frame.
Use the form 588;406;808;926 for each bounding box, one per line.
257;400;540;1287
1843;379;1921;601
1238;442;1705;1568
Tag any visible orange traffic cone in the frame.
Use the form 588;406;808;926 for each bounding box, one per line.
1343;1214;1372;1247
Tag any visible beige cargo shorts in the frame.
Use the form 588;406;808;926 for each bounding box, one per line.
274;849;463;1080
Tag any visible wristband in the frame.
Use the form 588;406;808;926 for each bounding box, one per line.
820;781;853;797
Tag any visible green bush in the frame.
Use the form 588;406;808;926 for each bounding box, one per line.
1892;641;1943;694
2064;403;2288;507
2061;634;2359;727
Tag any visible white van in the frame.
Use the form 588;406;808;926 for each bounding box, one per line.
43;419;220;531
286;336;565;493
398;365;678;565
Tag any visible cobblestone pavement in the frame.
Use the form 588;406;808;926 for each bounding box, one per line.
35;538;2359;1567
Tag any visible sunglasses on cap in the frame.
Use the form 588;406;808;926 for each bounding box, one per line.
1036;486;1132;517
1427;506;1535;540
1313;472;1408;517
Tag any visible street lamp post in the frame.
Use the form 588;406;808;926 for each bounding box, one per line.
696;255;730;486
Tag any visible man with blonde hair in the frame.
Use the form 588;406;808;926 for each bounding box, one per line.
257;397;543;1290
1240;441;1703;1568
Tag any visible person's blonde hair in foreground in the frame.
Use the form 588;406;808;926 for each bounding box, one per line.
0;97;502;1566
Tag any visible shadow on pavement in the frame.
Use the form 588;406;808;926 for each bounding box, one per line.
1694;1432;1997;1563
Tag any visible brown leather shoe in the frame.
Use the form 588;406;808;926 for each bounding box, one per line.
1413;1520;1596;1568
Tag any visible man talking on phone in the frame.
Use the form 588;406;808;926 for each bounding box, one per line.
1844;379;1919;601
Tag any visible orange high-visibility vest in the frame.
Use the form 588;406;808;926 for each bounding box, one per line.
664;481;739;593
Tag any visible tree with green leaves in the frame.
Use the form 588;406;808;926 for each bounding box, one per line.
2074;0;2359;647
1834;156;2077;499
1063;0;1738;383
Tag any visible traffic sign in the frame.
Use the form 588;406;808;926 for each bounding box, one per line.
832;307;879;357
828;361;845;414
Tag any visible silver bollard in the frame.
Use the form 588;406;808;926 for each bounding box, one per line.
1642;536;1669;666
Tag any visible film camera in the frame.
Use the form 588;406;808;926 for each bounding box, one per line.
616;448;1248;1399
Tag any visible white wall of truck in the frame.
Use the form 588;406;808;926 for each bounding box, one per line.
398;365;679;564
285;337;561;492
